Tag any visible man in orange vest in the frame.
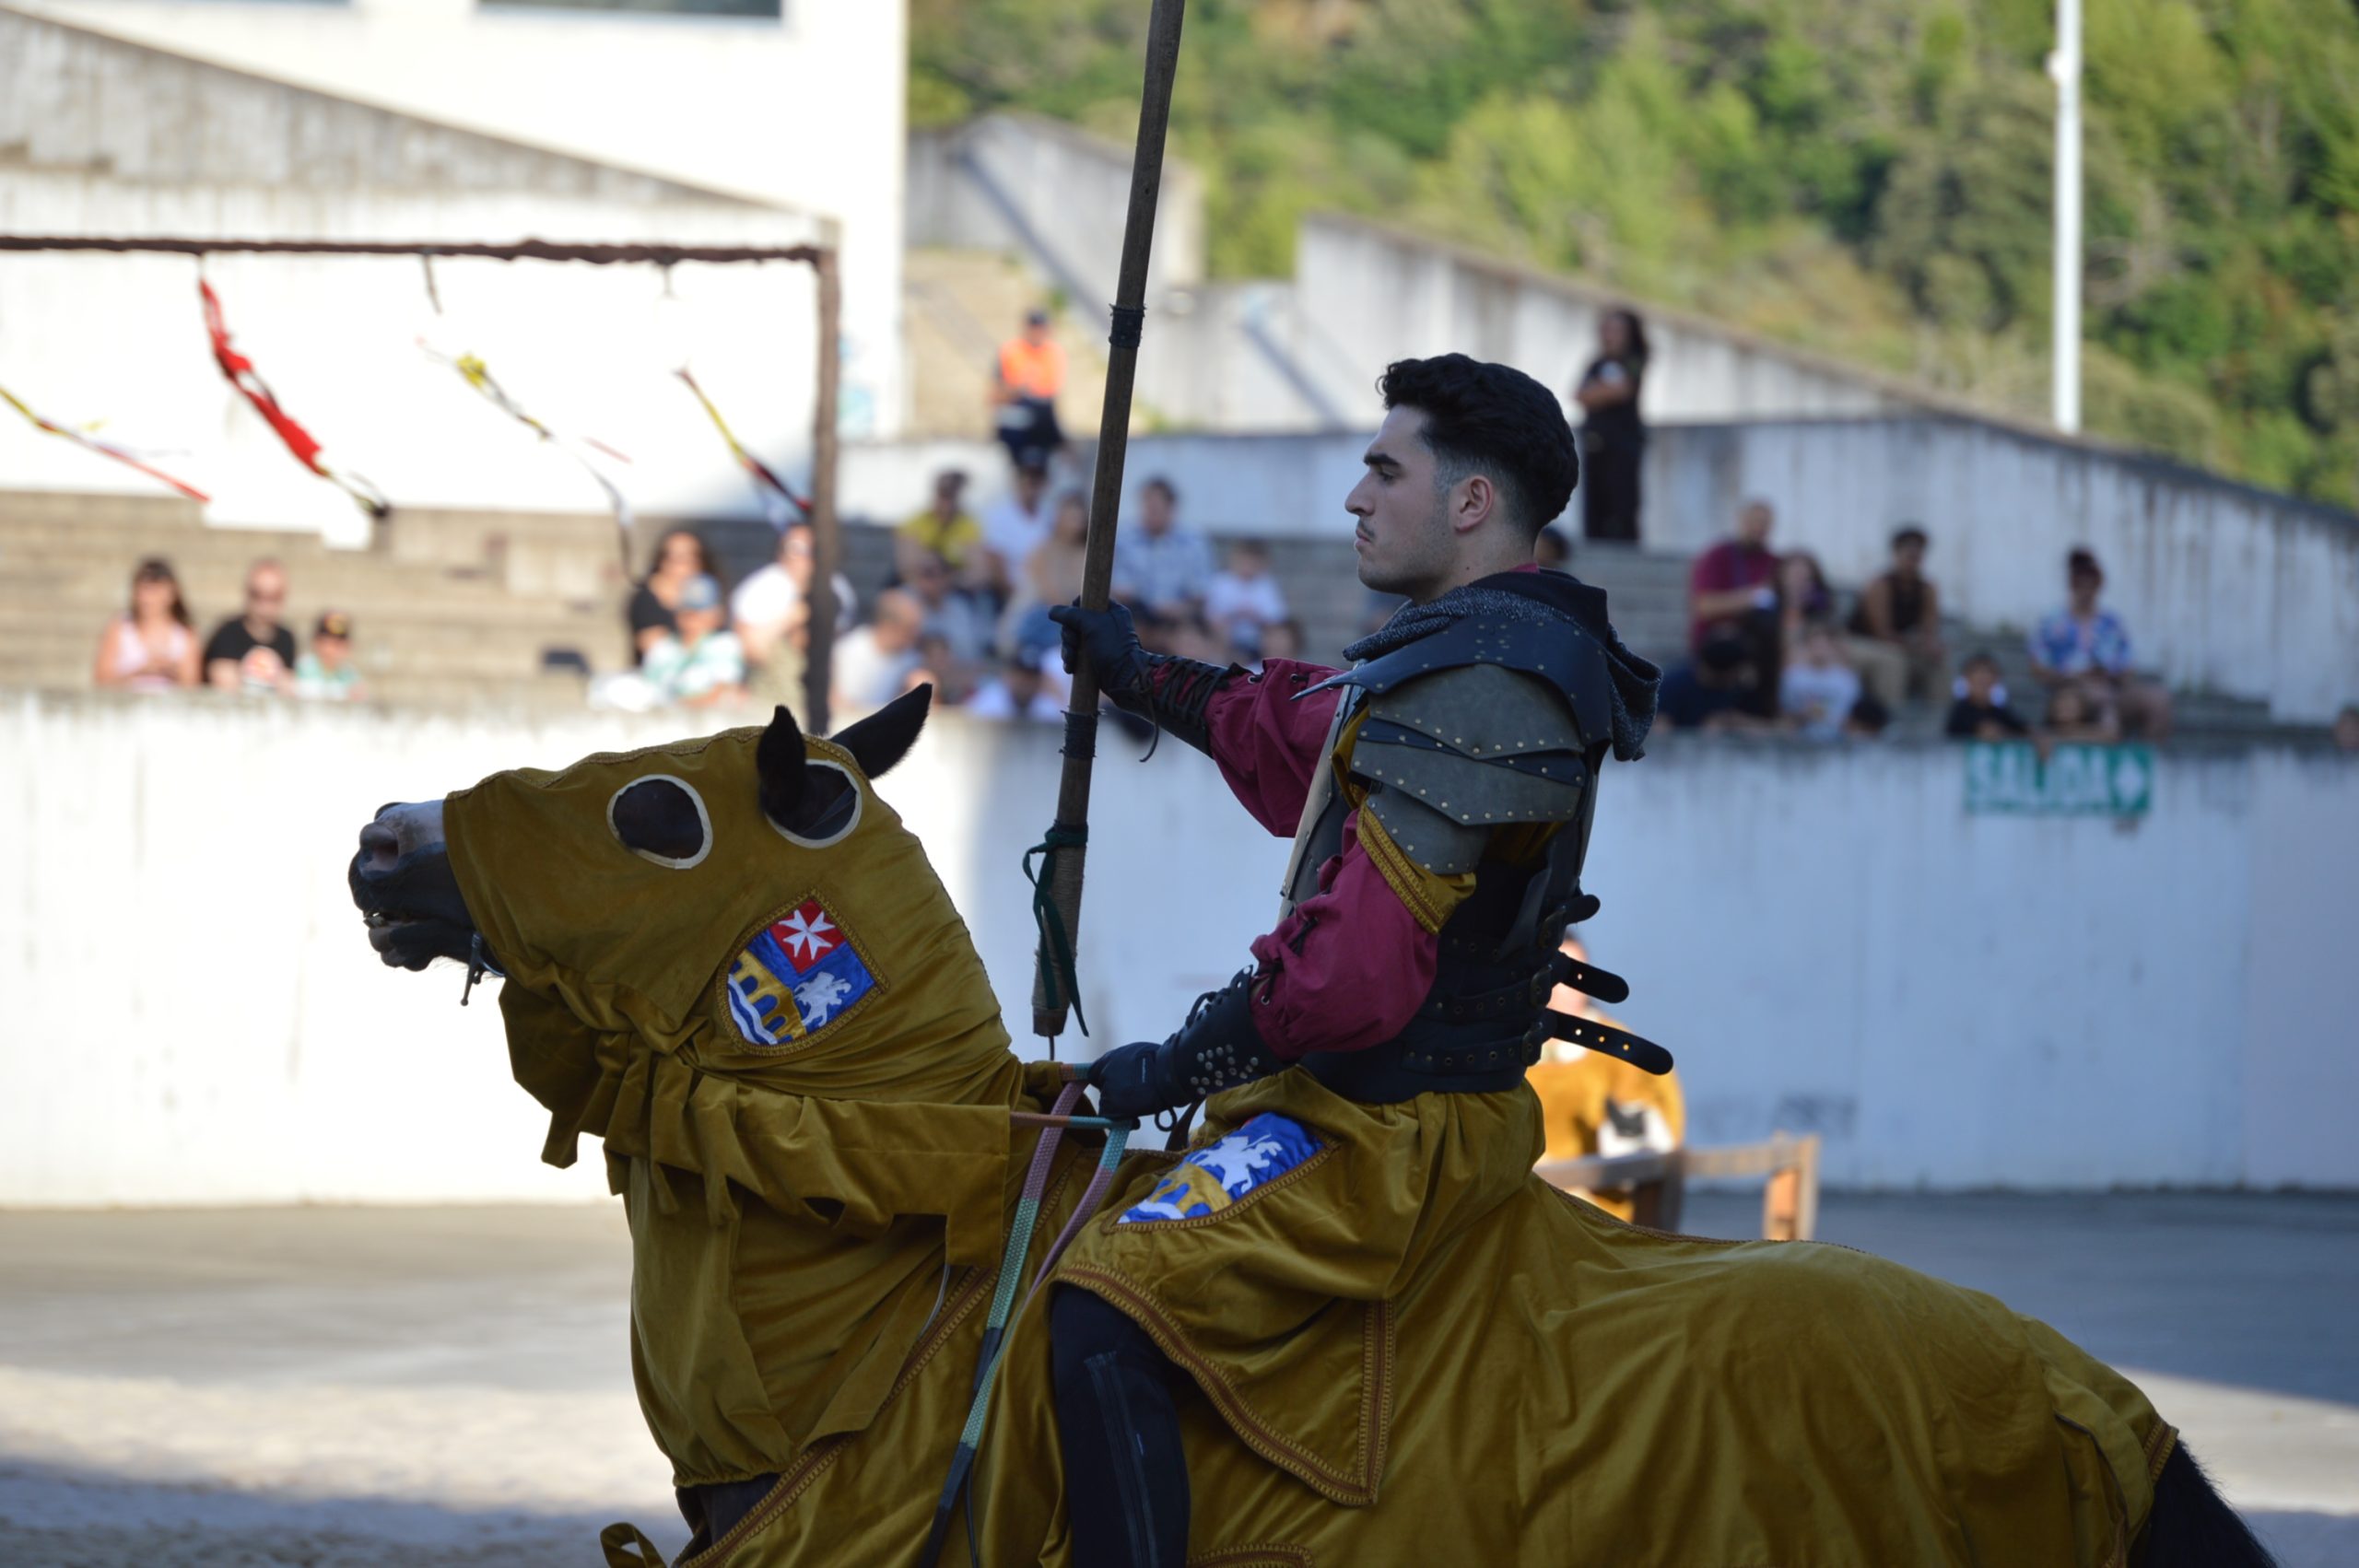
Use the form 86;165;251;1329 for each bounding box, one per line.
993;307;1066;469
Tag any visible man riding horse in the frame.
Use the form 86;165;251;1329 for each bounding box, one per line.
346;351;2277;1567
1045;353;1662;1564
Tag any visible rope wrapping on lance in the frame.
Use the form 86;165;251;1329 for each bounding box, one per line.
1108;302;1146;350
1022;826;1091;1037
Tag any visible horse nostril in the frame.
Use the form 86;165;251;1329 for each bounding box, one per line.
358;822;401;874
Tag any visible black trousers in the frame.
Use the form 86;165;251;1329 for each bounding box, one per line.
1581;431;1643;542
1050;1284;1191;1567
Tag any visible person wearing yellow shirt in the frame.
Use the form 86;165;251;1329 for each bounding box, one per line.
896;468;988;591
1528;932;1686;1221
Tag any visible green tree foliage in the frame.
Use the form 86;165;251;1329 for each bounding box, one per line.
912;0;2359;506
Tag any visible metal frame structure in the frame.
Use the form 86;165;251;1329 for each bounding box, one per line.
0;233;845;727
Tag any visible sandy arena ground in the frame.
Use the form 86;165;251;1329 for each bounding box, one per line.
0;1191;2352;1566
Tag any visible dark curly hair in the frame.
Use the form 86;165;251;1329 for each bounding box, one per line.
1378;353;1579;539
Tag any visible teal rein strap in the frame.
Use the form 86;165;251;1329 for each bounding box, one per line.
1022;826;1091;1036
919;1082;1087;1566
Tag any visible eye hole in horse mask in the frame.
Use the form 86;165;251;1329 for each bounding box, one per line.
607;774;714;869
768;758;862;848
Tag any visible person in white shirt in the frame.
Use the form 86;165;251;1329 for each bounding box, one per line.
1203;540;1290;661
979;462;1053;606
831;588;927;717
731;523;855;669
1778;620;1863;741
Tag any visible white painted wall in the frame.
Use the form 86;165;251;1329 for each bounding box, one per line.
6;0;903;438
4;695;2354;1204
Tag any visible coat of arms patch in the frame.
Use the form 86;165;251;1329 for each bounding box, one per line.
724;898;877;1047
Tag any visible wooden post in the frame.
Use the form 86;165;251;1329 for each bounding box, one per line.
1030;0;1188;1039
804;245;842;735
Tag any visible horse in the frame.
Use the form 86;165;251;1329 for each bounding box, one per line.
348;691;2274;1567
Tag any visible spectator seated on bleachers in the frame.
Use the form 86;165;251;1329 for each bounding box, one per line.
732;522;856;673
1204;540;1289;663
1111;475;1215;624
1779;620;1866;741
1944;652;2029;742
980;460;1052;609
204;558;299;696
628;529;721;667
1847;524;1947;709
903;548;992;671
2039;682;2120;749
640;576;746;710
295;611;365;702
92;556;199;692
1688;499;1782;720
2028;547;2172;741
896;468;989;593
1250;618;1305;673
1001;489;1090;660
963;644;1064;724
833;588;927;718
1655;640;1778;734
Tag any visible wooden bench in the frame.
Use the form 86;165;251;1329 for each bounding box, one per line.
1537;1133;1823;1240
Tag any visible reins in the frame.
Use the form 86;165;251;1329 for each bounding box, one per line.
920;1073;1133;1567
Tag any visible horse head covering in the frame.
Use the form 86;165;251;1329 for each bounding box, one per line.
443;692;1025;1255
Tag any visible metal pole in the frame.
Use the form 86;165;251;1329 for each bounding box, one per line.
2048;0;2083;434
804;246;842;733
1031;0;1188;1039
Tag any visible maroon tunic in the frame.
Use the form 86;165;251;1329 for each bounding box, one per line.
1167;656;1438;1060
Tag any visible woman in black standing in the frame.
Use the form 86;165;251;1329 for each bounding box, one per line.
1574;308;1649;543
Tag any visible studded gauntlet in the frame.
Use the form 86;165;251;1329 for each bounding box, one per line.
1087;969;1285;1120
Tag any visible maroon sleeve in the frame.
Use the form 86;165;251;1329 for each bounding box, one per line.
1241;809;1435;1059
1174;656;1343;837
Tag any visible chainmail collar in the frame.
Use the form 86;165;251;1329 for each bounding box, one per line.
1345;575;1661;760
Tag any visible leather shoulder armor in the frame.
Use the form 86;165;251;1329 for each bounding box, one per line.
1356;662;1590;875
1307;612;1617;756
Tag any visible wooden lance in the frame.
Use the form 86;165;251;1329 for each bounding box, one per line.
1028;0;1188;1040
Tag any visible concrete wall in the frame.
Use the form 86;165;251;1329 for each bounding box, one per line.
842;416;2359;721
0;8;827;542
908;113;1203;308
4;695;2354;1205
6;0;905;439
1280;215;1922;427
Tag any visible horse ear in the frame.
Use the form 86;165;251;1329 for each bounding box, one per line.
830;684;933;780
756;705;808;825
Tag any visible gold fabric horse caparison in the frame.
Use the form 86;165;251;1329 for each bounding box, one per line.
440;712;2174;1567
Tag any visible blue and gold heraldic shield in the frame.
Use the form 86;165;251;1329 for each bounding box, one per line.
1120;1113;1322;1224
725;898;877;1047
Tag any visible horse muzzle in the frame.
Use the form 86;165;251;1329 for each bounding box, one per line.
350;802;480;971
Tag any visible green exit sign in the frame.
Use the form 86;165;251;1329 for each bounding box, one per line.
1964;742;2154;817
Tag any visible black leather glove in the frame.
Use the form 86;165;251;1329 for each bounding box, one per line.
1086;1038;1178;1122
1049;599;1236;756
1047;600;1148;698
1086;970;1284;1120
